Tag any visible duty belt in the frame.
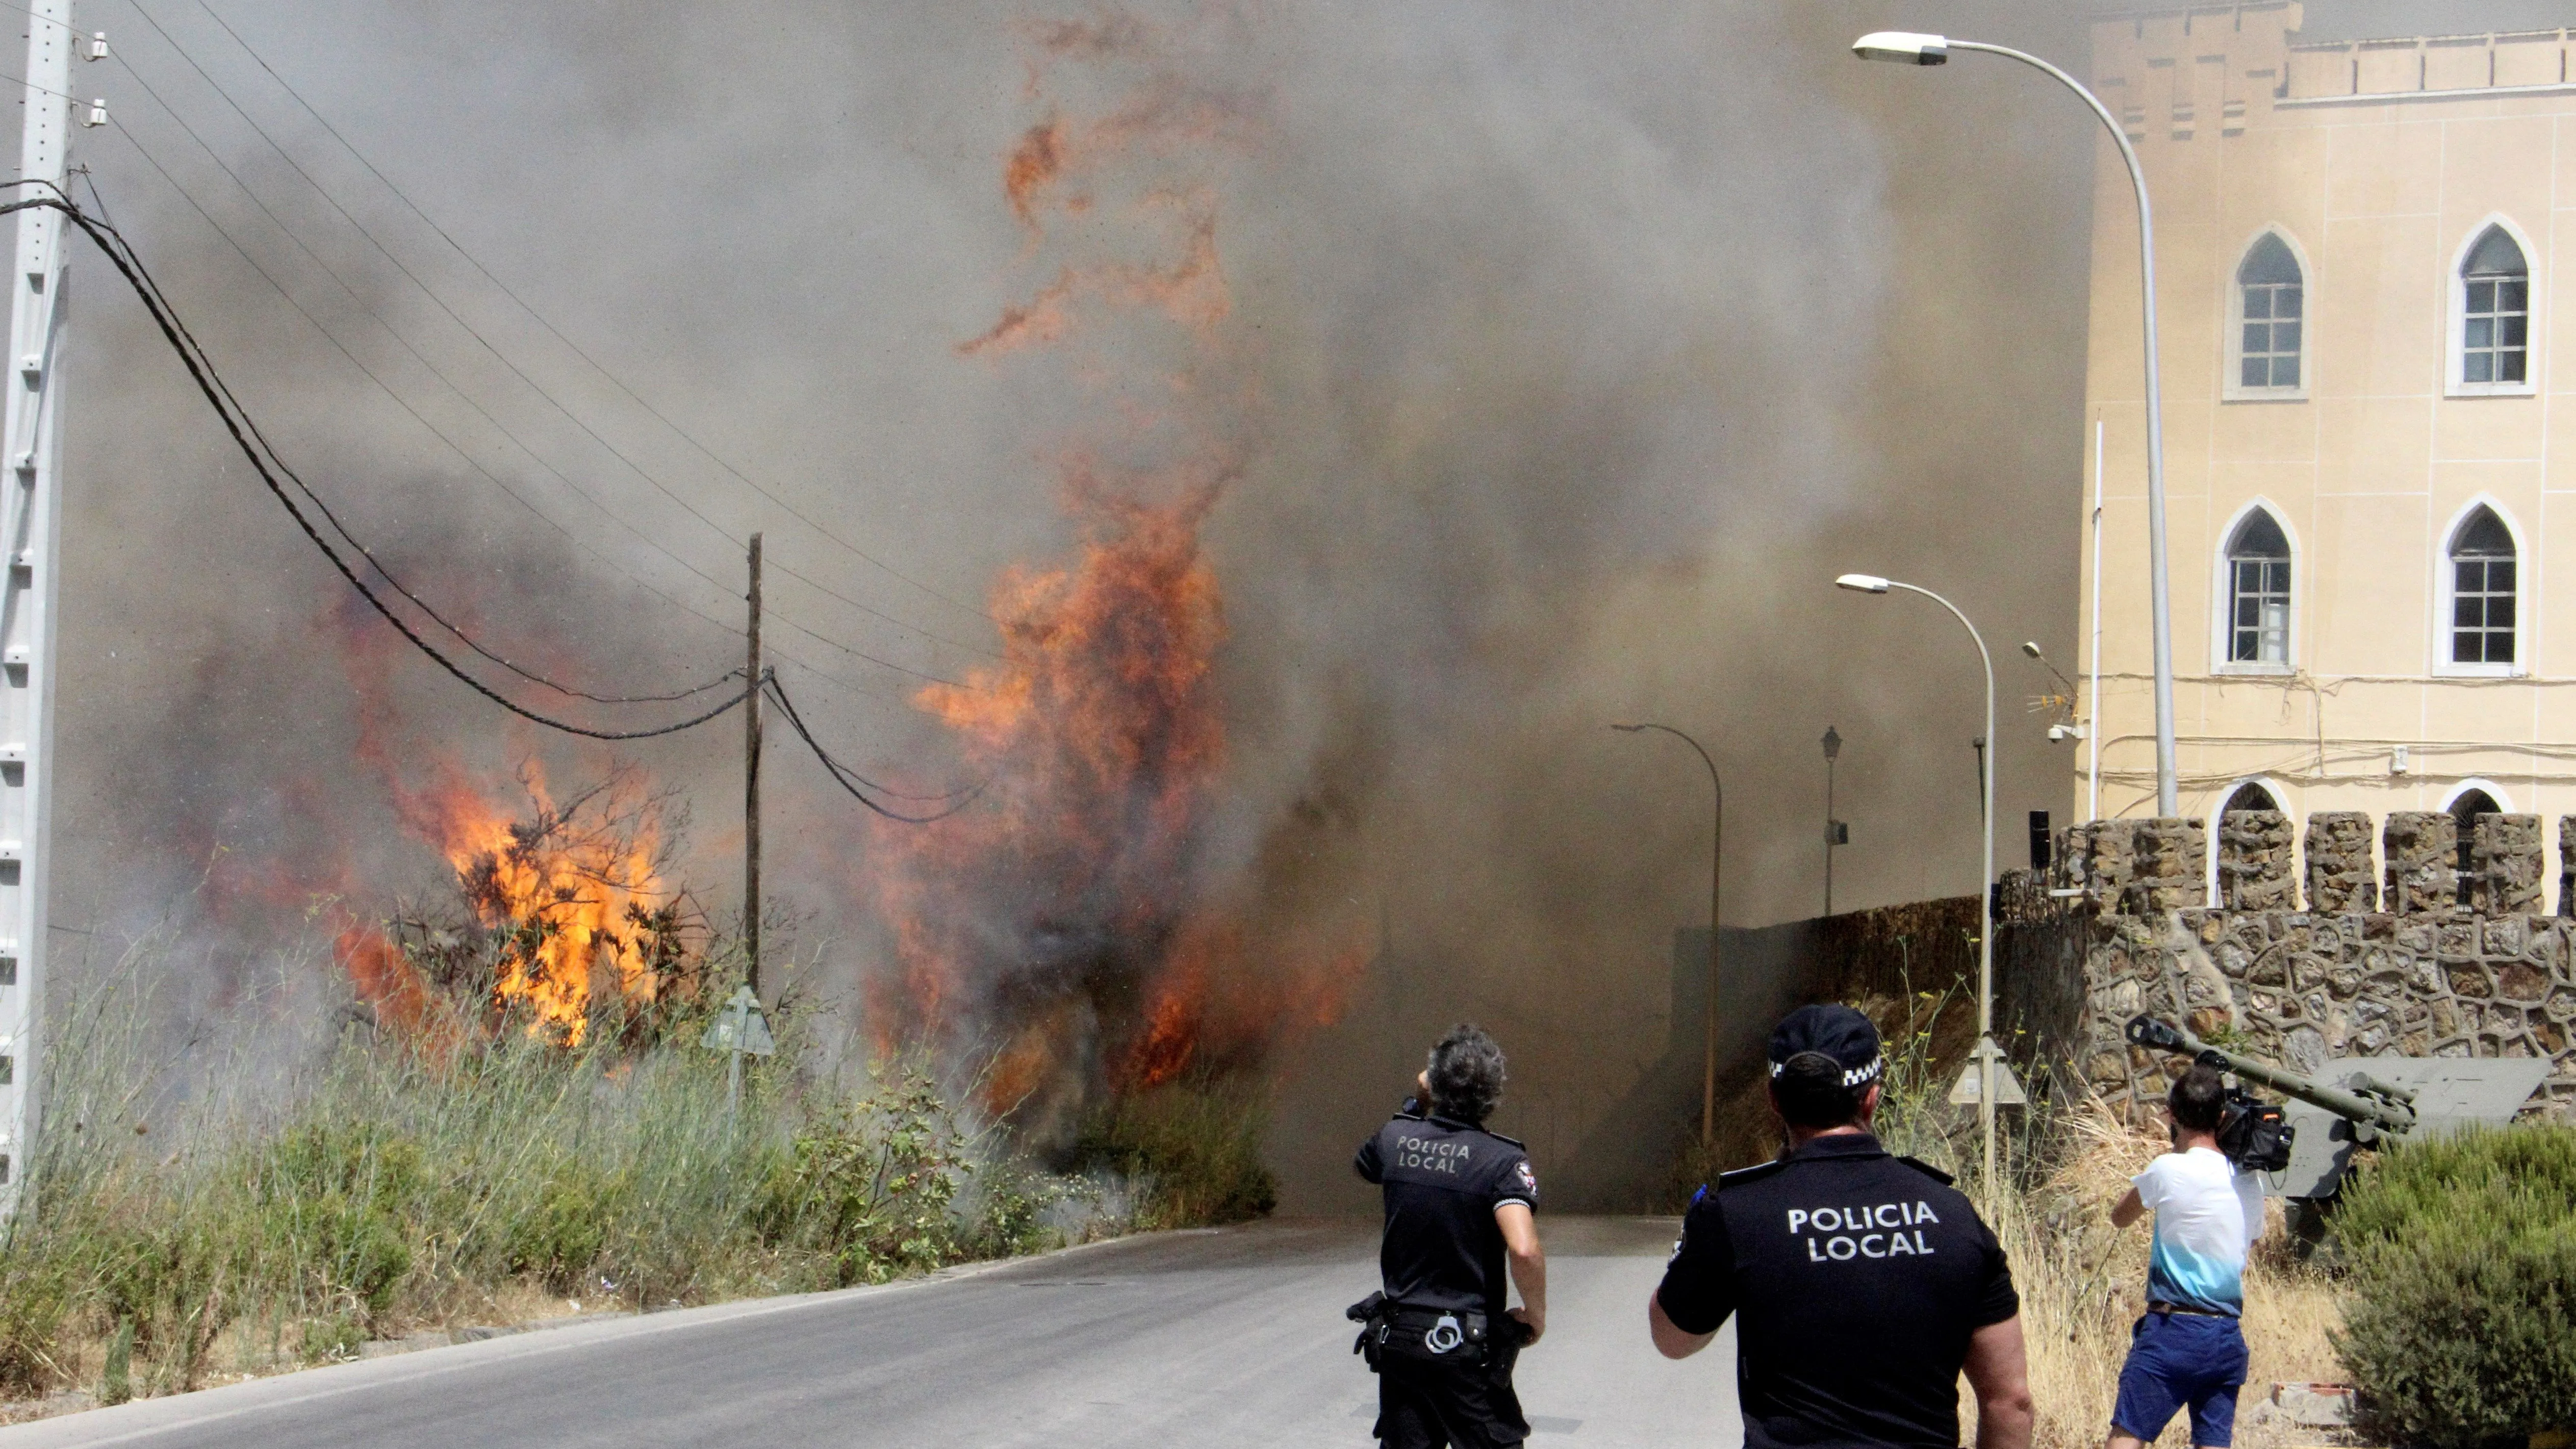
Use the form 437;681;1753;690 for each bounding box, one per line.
1345;1291;1526;1369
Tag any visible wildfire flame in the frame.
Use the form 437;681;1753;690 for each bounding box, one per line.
405;766;680;1045
327;591;686;1046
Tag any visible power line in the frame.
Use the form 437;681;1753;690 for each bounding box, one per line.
115;0;998;663
20;193;769;740
75;169;741;705
181;0;1001;632
100;35;992;685
97;102;971;696
764;674;983;821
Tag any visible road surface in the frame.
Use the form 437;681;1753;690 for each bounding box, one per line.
0;1216;1739;1448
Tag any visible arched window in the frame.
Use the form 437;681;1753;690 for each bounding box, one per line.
2224;509;2291;665
2449;787;2500;905
2460;226;2529;386
2233;234;2304;393
2223;781;2281;815
2448;506;2517;666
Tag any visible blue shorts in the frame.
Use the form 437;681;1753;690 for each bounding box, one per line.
2112;1311;2250;1447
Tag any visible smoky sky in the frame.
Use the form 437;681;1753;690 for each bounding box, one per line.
20;0;2301;1192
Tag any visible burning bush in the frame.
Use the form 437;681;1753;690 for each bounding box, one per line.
350;765;717;1051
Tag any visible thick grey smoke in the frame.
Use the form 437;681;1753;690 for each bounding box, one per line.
35;1;2158;1196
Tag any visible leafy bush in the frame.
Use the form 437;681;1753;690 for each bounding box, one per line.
1070;1077;1277;1229
2332;1123;2576;1448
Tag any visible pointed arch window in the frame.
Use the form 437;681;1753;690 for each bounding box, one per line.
2225;510;2291;665
2448;507;2517;667
2459;225;2530;388
2235;234;2304;392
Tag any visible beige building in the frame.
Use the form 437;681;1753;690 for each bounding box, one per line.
2077;4;2576;858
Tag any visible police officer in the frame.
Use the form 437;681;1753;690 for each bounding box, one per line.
1353;1023;1546;1449
1650;1005;2034;1449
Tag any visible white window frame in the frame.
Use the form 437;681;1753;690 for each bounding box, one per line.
2447;216;2539;399
2433;497;2526;678
2222;227;2312;403
2438;778;2514;815
2204;776;2296;904
2209;499;2297;675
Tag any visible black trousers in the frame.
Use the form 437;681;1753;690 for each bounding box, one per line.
1374;1355;1529;1449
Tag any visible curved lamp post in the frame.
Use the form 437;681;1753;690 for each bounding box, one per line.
1612;722;1722;1149
1835;574;2004;1186
1851;31;2178;820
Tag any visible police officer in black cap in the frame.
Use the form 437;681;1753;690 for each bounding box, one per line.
1351;1023;1546;1448
1650;1004;2034;1449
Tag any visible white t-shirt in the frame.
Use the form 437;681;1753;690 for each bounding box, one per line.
2134;1146;2265;1315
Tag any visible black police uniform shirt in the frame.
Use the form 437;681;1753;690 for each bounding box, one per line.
1656;1132;2019;1449
1354;1106;1539;1319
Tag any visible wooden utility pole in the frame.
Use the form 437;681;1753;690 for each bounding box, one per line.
744;533;762;996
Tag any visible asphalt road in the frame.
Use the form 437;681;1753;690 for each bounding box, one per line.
0;1216;1739;1448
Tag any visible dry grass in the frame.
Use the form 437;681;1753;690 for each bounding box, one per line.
1688;989;2349;1449
1974;1103;2345;1449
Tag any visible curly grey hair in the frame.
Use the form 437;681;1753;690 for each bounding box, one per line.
1426;1023;1507;1125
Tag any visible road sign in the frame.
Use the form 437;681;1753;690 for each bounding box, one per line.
1948;1050;2027;1106
701;985;774;1056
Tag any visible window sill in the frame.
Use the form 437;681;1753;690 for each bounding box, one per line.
2220;388;2310;404
2433;663;2523;679
2213;662;2297;676
2445;382;2537;399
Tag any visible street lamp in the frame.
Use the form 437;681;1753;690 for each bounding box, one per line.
1834;573;2005;1186
1612;722;1723;1149
1852;31;2179;819
1821;726;1845;916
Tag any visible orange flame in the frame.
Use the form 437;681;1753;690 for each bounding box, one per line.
327;591;682;1045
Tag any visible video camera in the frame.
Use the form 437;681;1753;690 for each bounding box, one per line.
2214;1089;2292;1174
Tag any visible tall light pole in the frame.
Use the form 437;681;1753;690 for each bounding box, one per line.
1612;723;1722;1149
1835;574;2003;1186
1821;726;1843;916
1852;31;2178;819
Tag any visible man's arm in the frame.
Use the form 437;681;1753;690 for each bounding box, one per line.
1354;1130;1384;1184
1648;1291;1716;1359
1962;1315;2035;1449
1496;1202;1545;1343
2109;1185;2145;1228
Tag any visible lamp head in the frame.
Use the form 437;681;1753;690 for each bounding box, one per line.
1852;31;1949;65
1610;723;1645;733
2021;641;2044;659
1834;573;1891;594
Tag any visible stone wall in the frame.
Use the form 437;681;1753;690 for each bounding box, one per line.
2072;906;2576;1120
2029;810;2576;1124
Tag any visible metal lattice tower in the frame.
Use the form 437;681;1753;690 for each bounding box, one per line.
0;0;73;1213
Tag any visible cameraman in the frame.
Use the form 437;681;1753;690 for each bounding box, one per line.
2104;1064;2267;1449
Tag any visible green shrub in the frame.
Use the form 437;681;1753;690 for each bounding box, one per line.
1071;1077;1277;1229
2332;1123;2576;1448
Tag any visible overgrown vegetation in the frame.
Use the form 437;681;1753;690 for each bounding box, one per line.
0;951;1087;1408
2332;1123;2576;1448
1067;1073;1278;1230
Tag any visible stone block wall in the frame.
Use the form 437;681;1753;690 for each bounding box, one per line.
2304;812;2376;912
2072;908;2576;1121
2028;808;2576;1127
2217;810;2294;910
2383;811;2456;915
2061;809;2567;916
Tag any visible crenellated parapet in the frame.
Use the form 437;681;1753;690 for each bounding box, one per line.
2054;809;2563;917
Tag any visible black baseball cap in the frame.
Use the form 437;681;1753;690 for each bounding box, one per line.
1767;1004;1885;1088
